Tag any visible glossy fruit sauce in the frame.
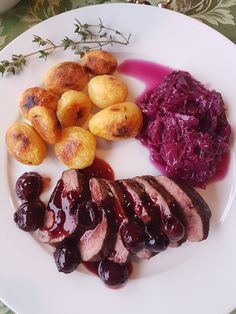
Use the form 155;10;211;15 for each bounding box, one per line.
14;158;134;287
79;157;114;181
118;59;230;185
40;157;115;237
79;158;134;286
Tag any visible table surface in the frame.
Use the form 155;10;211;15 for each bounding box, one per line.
1;0;236;313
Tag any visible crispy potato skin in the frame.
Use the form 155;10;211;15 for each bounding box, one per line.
88;102;143;141
82;50;117;75
29;106;61;144
19;87;58;120
44;62;89;96
57;90;92;127
54;126;96;169
88;75;128;108
5;122;46;165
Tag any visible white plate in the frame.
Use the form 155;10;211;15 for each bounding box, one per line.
1;4;236;314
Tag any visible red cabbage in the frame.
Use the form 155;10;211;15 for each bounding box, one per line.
137;71;231;188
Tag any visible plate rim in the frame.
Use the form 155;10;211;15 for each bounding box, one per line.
1;3;236;314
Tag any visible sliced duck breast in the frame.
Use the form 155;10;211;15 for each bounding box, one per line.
38;170;83;244
108;233;130;264
78;208;110;261
135;176;186;245
39;171;211;268
155;176;211;241
77;178;116;262
119;179;151;224
90;178;130;264
105;181;131;264
118;179;158;259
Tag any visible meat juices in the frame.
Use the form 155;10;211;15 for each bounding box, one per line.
37;169;211;286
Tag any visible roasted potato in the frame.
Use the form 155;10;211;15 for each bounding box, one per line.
88;102;143;141
82;50;117;75
5;122;46;165
29;106;61;144
54;126;96;169
19;87;58;120
88;75;128;108
44;62;89;96
57;90;92;127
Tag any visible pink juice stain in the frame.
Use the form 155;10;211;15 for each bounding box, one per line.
117;58;172;101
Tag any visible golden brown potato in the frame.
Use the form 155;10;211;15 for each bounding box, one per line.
57;90;92;127
54;126;96;169
88;102;143;141
88;75;128;109
29;106;61;144
82;50;117;75
19;87;58;120
5;122;46;165
44;62;89;96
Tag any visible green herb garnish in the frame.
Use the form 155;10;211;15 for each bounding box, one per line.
0;18;131;77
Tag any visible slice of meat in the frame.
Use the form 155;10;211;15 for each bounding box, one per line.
135;176;180;218
108;233;130;264
118;179;151;223
86;178;129;264
38;170;83;244
89;178;130;264
103;181;131;264
78;209;109;262
118;179;157;259
109;181;155;261
77;178;117;262
155;176;211;241
135;176;186;246
89;177;110;204
105;181;129;224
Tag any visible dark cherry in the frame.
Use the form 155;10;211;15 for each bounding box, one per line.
14;199;45;232
120;221;146;254
77;201;102;230
54;241;81;274
145;221;169;252
98;260;129;287
146;234;169;252
15;172;42;201
163;216;185;242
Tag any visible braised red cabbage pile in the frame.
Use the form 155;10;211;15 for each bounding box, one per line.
137;71;231;188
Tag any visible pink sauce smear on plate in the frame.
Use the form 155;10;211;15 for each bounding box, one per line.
118;58;172;100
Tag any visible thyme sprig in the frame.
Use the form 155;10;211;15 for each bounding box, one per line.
0;18;131;77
